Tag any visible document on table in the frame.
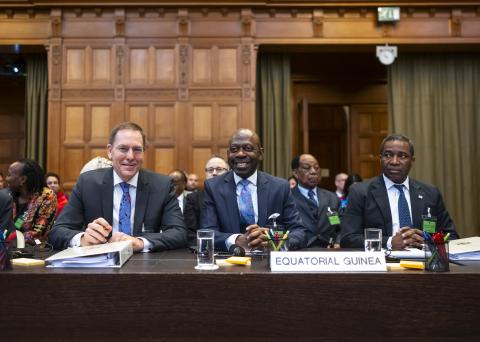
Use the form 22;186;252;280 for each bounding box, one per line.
386;248;426;259
46;241;133;268
449;237;480;260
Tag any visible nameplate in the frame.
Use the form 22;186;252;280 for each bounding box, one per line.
270;251;387;272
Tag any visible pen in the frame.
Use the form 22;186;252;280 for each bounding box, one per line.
444;233;450;242
275;231;289;251
264;231;276;250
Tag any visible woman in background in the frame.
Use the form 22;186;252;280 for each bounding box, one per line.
340;173;363;210
5;159;57;243
45;172;68;218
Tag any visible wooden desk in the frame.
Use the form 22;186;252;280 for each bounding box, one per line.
1;249;479;341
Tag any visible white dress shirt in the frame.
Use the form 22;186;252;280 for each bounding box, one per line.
383;174;412;249
225;171;259;250
70;170;152;252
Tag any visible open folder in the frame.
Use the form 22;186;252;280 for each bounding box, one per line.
46;241;133;268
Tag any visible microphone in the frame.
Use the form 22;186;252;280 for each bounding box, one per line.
228;244;245;257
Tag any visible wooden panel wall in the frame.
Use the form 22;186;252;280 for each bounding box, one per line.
0;3;479;189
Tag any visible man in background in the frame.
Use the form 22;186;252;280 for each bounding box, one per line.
291;154;341;247
185;173;199;193
169;170;188;213
184;156;228;245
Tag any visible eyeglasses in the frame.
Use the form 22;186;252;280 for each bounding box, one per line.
205;167;228;174
115;145;144;155
298;164;320;173
380;152;410;161
228;144;257;153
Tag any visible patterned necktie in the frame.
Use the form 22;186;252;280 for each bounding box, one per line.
394;184;412;228
238;179;255;231
119;182;131;235
308;189;318;207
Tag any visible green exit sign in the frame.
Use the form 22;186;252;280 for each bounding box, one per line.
378;7;400;22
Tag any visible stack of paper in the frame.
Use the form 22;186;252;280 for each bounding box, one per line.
449;237;480;261
46;241;133;268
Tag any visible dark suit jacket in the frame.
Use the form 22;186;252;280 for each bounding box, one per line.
48;167;187;251
291;186;340;247
184;190;204;246
201;170;307;251
0;189;13;233
340;175;458;248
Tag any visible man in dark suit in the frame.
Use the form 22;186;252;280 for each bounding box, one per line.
201;128;307;251
48;122;186;252
168;169;188;213
184;155;229;246
291;154;340;247
340;134;458;250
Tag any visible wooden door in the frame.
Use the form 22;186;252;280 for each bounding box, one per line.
350;104;388;179
307;104;348;191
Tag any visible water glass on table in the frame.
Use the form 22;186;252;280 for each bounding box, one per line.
364;228;382;252
195;229;219;270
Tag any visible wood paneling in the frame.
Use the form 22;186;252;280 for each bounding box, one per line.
64;106;85;143
218;48;237;83
218;105;238;142
192;49;212;84
192;106;212;141
90;106;111;143
129;49;148;83
154;148;174;175
92;49;111;83
66;49;86;83
155;48;175;84
154;105;176;142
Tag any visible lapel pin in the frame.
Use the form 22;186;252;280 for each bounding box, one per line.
418;195;423;199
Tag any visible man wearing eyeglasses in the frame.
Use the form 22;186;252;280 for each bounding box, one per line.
291;154;341;247
184;156;229;246
340;134;458;250
49;122;187;252
201;128;307;251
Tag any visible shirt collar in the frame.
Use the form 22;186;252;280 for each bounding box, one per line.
113;169;139;188
233;170;258;186
383;174;410;191
297;184;317;198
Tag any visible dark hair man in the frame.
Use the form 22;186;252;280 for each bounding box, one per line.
340;134;458;250
48;122;186;252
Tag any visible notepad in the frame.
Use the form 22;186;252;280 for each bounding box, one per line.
224;256;251;265
11;258;45;266
399;260;425;270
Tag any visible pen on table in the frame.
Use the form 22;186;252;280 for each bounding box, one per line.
263;231;276;250
275;230;289;251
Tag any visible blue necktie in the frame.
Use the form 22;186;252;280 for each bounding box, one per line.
119;182;131;235
238;179;255;231
394;184;412;228
308;189;318;207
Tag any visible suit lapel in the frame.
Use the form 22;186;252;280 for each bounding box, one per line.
409;179;425;228
133;170;148;235
223;172;242;232
101;169;114;225
371;176;393;235
257;172;269;226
